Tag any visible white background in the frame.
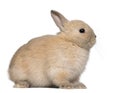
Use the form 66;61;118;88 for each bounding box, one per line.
0;0;120;93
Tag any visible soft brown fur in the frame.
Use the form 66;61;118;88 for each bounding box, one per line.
8;10;96;88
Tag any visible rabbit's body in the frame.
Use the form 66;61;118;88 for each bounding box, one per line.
9;35;89;87
8;10;96;88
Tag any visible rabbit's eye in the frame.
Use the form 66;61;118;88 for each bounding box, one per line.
79;28;85;33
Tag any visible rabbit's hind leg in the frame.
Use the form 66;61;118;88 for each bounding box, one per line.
14;80;30;88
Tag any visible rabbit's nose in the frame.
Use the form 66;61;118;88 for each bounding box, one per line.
95;35;97;38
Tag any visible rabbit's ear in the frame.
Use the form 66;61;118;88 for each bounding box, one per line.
51;10;69;31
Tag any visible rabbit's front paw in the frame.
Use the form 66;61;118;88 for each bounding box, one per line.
59;82;86;89
76;83;87;89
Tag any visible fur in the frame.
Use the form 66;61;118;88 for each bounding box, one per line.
8;10;96;88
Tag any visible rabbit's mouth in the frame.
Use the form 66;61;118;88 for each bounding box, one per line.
87;32;96;48
88;37;96;48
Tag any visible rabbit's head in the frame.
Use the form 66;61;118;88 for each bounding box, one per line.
51;10;96;50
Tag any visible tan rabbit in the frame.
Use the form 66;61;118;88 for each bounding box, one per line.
8;10;96;88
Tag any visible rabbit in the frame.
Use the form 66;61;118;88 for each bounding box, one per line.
8;10;96;89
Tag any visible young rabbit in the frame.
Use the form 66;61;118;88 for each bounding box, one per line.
8;10;96;88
